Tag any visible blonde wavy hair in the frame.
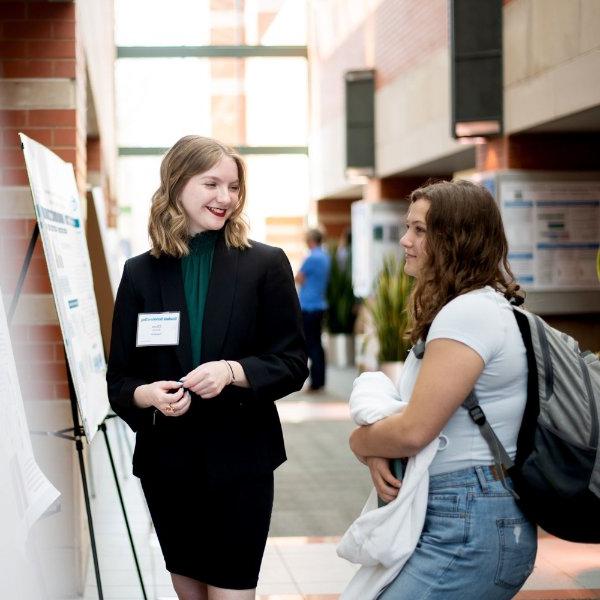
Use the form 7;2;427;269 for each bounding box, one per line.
148;135;250;257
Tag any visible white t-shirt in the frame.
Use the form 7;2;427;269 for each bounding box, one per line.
399;286;527;476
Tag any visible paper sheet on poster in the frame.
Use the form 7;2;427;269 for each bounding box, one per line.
0;287;60;552
500;181;600;290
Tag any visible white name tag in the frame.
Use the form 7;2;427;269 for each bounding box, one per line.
136;312;180;347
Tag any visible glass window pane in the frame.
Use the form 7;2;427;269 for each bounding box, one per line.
116;59;212;147
244;154;309;242
117;57;307;147
116;0;209;46
116;0;306;47
245;58;308;146
245;0;307;46
117;156;162;256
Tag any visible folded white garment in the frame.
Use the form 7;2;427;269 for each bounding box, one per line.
348;371;403;425
338;371;439;600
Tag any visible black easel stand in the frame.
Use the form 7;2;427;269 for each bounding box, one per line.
10;223;147;600
100;415;147;600
66;364;105;600
7;221;38;324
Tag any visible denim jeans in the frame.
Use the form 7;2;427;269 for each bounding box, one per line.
378;465;537;600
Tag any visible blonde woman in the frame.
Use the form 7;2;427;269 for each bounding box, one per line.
107;135;308;600
350;180;537;599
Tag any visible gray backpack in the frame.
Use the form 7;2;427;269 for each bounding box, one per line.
464;306;600;542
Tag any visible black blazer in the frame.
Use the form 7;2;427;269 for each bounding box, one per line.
106;232;308;479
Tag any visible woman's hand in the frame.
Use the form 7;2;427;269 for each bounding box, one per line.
181;361;231;398
367;456;402;503
133;381;191;417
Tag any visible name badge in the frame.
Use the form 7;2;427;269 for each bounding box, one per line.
136;312;180;347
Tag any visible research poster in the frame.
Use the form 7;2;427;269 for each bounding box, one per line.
499;181;600;290
20;134;110;440
0;287;60;548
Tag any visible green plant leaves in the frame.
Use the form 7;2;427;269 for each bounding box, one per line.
326;246;359;334
368;253;413;362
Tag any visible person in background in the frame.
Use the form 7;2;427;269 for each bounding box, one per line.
107;135;308;600
350;180;537;599
295;228;331;392
336;227;352;271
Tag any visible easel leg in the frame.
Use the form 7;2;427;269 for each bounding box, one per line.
74;434;104;599
88;445;97;499
100;422;148;600
68;373;104;600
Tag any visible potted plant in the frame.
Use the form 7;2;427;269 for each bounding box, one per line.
367;253;413;384
326;245;359;367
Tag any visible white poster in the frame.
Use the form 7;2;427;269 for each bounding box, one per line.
500;181;600;290
20;134;110;440
0;288;60;547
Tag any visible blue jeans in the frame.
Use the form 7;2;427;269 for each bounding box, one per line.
378;465;537;600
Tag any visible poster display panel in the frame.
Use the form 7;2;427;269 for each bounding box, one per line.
20;134;110;440
499;181;600;290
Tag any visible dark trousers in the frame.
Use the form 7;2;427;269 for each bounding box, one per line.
302;310;326;389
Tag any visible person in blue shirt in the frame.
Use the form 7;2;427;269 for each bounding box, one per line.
295;228;331;391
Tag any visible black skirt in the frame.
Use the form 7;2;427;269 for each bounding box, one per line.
140;469;274;590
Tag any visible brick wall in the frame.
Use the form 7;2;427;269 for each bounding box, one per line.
0;1;78;405
310;0;447;127
0;1;76;77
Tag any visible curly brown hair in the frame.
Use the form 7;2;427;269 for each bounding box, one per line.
148;135;250;258
407;179;523;343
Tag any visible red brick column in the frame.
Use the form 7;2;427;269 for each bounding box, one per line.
476;134;600;172
363;176;437;202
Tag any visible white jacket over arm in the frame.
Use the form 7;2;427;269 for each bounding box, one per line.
338;371;440;600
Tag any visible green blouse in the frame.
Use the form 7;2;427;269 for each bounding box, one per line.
181;230;218;367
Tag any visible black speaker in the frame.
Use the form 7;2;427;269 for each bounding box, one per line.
450;0;503;139
345;69;375;180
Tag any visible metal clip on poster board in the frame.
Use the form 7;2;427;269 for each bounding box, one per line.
9;222;148;600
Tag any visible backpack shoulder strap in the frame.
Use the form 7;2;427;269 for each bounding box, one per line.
412;338;519;496
463;392;518;498
511;306;541;467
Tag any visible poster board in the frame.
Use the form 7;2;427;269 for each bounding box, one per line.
351;200;407;297
471;170;600;314
86;188;118;358
499;180;600;290
19;134;110;440
0;286;60;548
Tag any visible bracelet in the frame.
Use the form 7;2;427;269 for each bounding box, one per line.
223;360;236;384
